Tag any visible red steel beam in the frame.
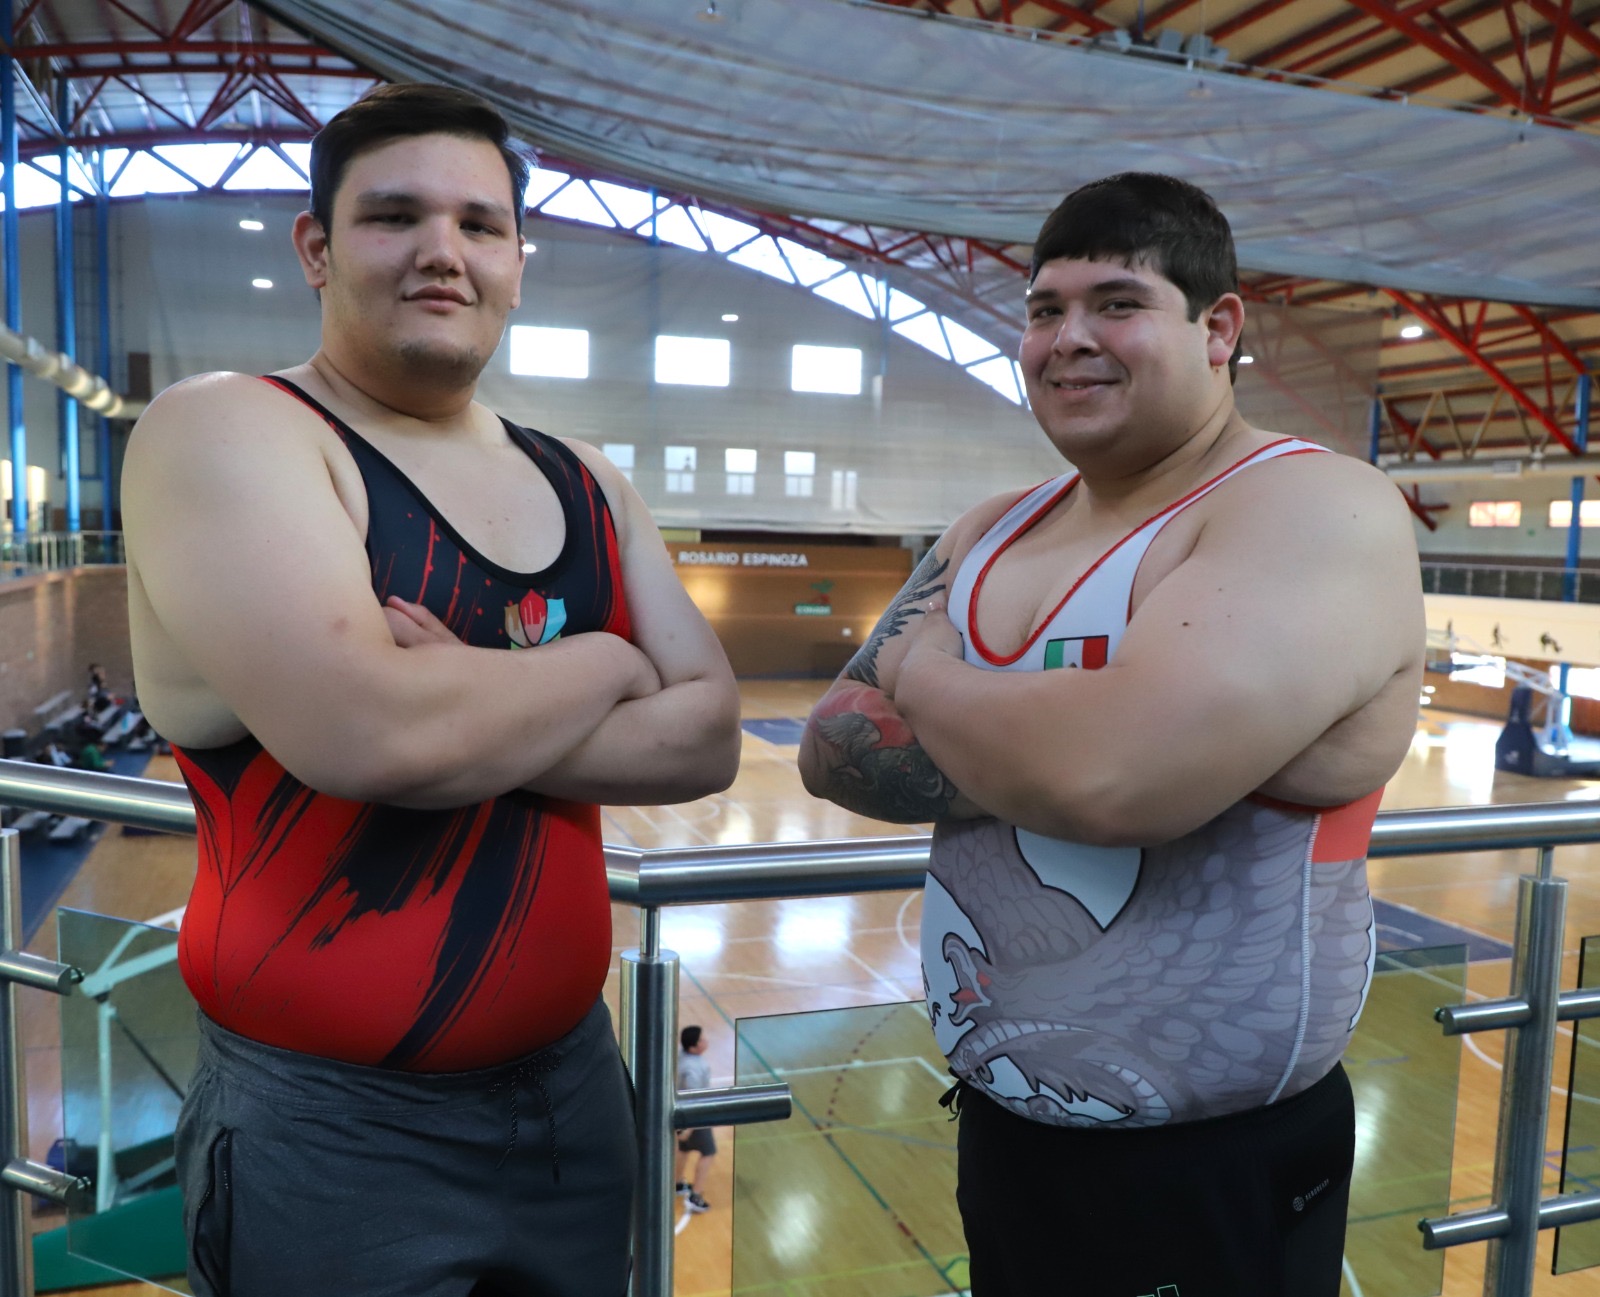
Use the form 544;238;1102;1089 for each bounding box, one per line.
1252;0;1466;75
16;39;341;58
1334;0;1525;107
1386;289;1581;453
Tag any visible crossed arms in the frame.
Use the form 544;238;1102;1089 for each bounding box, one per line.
124;374;740;810
801;453;1424;843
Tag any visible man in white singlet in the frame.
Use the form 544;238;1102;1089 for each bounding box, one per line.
799;173;1423;1297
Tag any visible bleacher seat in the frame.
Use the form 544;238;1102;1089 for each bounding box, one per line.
46;817;91;843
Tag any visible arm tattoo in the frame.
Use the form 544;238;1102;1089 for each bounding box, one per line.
807;684;963;824
844;550;951;689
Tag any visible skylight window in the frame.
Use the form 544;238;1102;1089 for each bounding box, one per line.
509;326;590;380
728;236;797;284
539;182;617;228
893;313;953;360
590;180;659;230
221;147;307;192
656;336;730;387
688;208;761;253
652;206;709;252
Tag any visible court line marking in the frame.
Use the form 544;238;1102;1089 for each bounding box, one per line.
770;1053;950;1089
1341;1256;1365;1297
897;891;920;961
679;966;958;1291
842;948;916;1002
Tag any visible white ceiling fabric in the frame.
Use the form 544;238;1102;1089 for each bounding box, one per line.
256;0;1600;308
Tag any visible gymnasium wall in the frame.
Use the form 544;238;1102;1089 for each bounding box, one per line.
1414;477;1600;562
0;568;130;737
13;191;1384;543
91;194;1058;537
667;540;911;677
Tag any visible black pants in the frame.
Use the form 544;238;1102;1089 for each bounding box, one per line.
176;999;635;1297
956;1064;1354;1297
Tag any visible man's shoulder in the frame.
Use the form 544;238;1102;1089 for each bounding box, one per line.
132;370;325;447
1214;438;1409;536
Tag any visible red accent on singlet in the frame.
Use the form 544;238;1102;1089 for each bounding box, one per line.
171;379;630;1072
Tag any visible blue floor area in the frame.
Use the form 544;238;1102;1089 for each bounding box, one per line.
17;749;153;942
741;717;808;746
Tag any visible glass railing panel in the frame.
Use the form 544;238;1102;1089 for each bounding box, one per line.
1342;944;1466;1297
733;1001;966;1296
733;946;1465;1297
58;907;195;1294
1555;934;1600;1274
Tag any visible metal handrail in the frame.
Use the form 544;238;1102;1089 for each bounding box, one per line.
8;759;1600;902
11;760;1600;1297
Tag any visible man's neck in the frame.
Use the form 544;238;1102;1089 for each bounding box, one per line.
1071;402;1258;515
297;349;484;434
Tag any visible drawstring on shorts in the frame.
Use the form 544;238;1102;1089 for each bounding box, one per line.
490;1046;563;1181
938;1073;968;1121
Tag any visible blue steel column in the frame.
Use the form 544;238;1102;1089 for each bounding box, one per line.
55;86;78;534
1367;391;1382;464
1564;374;1593;605
2;2;24;539
93;150;110;530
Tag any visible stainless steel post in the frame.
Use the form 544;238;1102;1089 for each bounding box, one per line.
0;830;31;1297
1483;849;1566;1297
619;906;678;1297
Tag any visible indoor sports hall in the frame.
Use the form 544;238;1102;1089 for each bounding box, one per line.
0;4;1599;1297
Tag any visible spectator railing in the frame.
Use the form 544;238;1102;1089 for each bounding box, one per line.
0;532;124;579
2;761;1600;1297
1422;560;1600;604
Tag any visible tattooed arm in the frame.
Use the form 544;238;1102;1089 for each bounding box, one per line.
800;535;997;823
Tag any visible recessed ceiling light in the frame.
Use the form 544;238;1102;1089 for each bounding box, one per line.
721;313;739;322
239;218;264;231
1238;354;1254;364
1400;324;1425;339
523;241;537;254
251;278;273;289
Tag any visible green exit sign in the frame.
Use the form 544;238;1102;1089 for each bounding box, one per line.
793;603;833;616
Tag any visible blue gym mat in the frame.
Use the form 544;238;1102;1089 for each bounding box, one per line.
19;750;153;942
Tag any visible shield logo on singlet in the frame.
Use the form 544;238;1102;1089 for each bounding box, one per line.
505;591;567;648
1043;635;1109;670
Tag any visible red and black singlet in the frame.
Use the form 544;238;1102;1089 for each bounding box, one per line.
172;377;631;1072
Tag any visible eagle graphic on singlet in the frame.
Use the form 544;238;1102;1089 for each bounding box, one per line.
171;378;631;1073
921;439;1382;1127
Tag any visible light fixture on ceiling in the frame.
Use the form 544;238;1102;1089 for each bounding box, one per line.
721;313;739;322
696;1;723;21
523;241;537;254
1238;354;1254;365
251;278;273;289
239;218;264;232
1400;324;1425;339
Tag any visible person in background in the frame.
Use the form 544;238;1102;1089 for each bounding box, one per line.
675;1024;717;1214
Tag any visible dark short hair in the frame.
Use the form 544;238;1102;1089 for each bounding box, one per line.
308;83;531;234
1030;173;1241;378
681;1025;703;1051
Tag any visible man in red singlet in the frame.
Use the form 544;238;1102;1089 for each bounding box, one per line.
123;84;739;1297
800;175;1424;1296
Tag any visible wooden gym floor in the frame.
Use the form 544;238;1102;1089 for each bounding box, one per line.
21;679;1600;1296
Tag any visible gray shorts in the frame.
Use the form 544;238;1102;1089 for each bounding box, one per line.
676;1127;716;1157
175;998;635;1297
